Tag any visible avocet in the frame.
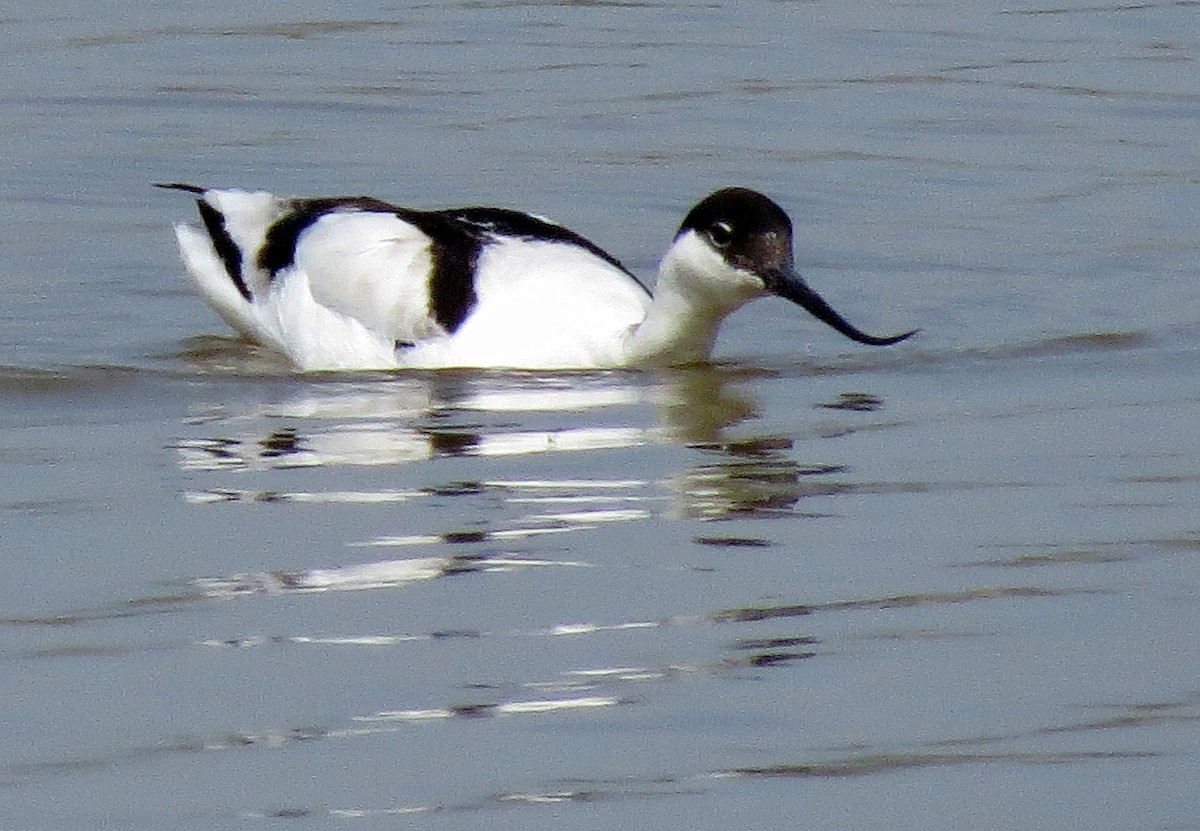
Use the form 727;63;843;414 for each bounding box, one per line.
160;184;915;370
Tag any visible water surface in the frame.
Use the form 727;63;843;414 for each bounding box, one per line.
2;2;1199;829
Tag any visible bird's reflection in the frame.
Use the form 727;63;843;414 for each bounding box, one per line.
177;371;650;469
650;365;760;445
175;365;863;528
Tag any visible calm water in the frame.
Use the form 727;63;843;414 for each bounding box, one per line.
2;2;1199;829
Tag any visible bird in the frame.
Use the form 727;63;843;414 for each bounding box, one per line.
158;183;916;371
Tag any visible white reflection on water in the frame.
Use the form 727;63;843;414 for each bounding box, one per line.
191;553;588;597
165;366;927;615
176;424;653;470
175;374;657;471
355;694;622;725
173;367;875;520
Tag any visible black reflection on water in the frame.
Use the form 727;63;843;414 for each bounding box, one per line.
420;426;481;456
732;635;819;650
671;455;852;520
742;652;814;667
693;536;775;548
710;604;813;623
661;367;896;520
817;391;886;412
707;586;1083;625
438;529;491;544
724;749;1159;780
422;480;487;497
257;427;303;458
726;632;820;668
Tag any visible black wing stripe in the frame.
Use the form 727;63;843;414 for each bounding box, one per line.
424;229;480;333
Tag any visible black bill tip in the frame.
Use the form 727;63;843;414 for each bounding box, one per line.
765;267;917;347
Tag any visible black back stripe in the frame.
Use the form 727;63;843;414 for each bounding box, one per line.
442;206;650;295
257;197;399;277
195;199;250;301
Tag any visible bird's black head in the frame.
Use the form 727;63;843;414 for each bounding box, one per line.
678;187;795;276
679;187;917;347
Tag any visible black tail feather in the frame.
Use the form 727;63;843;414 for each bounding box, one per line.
155;182;207;194
158;183;252;302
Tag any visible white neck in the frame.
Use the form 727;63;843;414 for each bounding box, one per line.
622;232;764;366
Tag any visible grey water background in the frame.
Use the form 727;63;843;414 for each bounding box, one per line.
2;1;1199;828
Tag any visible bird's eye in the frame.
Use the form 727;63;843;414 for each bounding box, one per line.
708;221;734;249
